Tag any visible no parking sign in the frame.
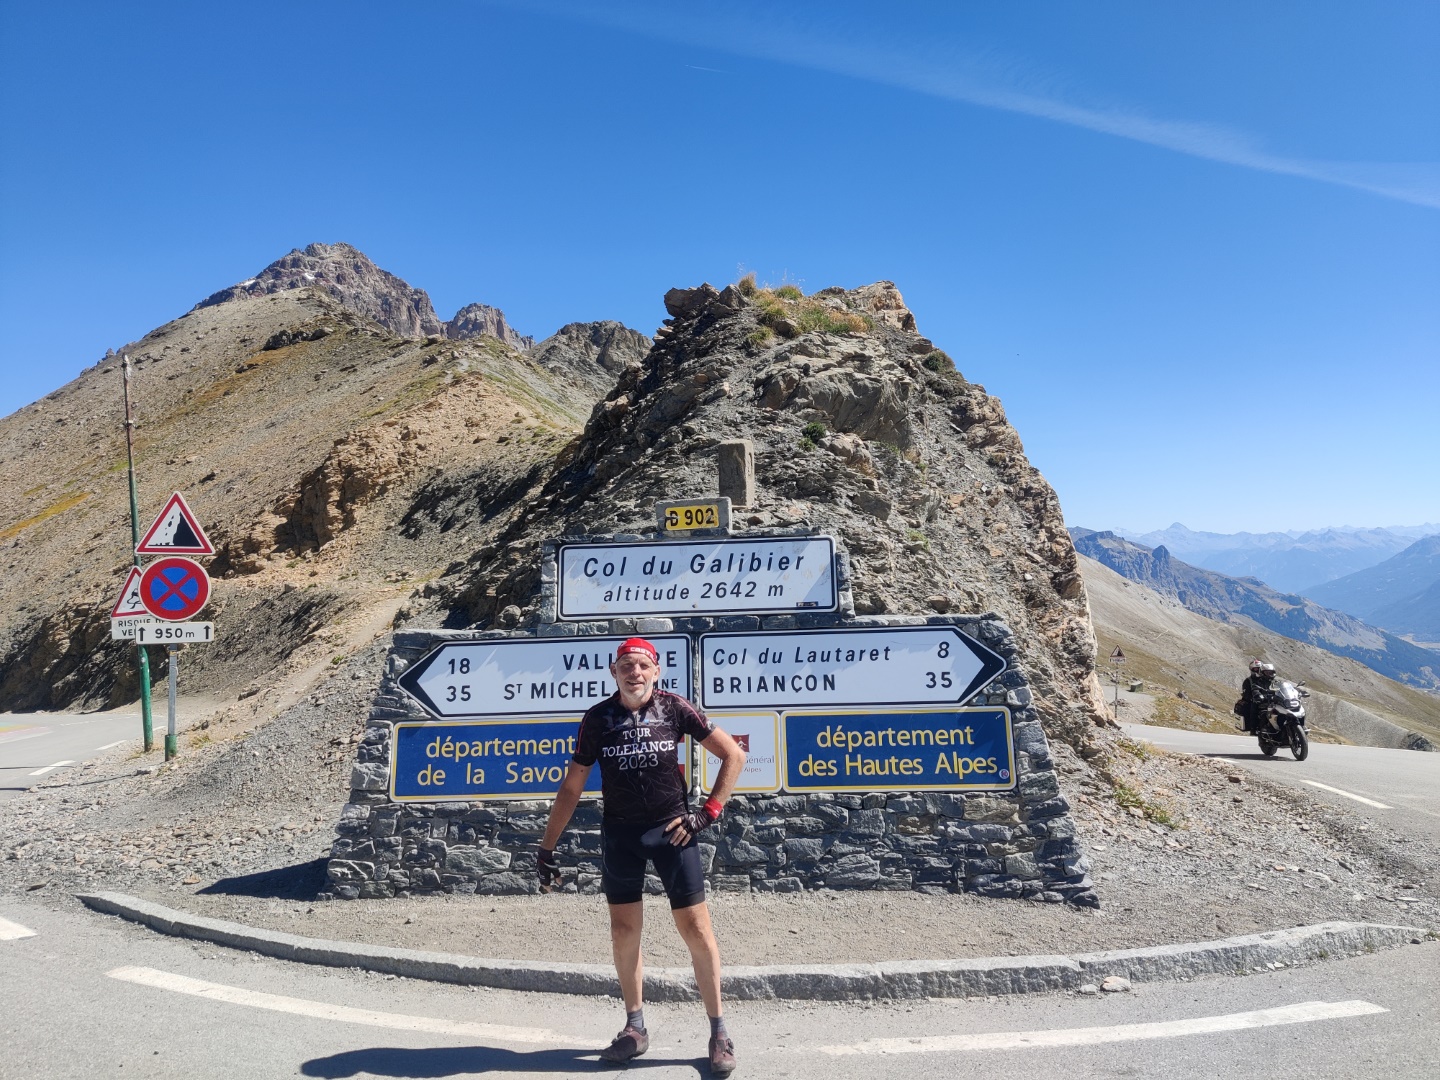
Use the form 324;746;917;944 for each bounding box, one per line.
139;556;210;621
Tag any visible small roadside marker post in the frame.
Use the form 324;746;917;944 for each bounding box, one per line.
1109;646;1126;720
121;355;155;753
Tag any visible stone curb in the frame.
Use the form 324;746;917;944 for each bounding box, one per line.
77;891;1430;1002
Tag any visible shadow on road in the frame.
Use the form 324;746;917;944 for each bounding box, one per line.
301;1045;699;1077
197;856;329;900
1197;752;1302;763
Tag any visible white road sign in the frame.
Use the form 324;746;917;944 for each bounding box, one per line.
132;622;214;644
557;537;837;619
699;626;1006;711
397;635;694;719
110;616;157;640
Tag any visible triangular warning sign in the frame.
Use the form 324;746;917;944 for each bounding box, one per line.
110;567;149;617
1110;646;1126;661
137;491;214;556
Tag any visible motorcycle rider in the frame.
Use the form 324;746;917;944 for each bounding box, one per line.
1238;660;1277;732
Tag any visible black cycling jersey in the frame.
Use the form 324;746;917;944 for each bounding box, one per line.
573;690;714;823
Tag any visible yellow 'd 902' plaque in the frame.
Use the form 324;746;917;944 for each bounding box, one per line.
656;498;730;534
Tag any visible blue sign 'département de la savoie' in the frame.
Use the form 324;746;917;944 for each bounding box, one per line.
391;718;596;802
390;718;694;802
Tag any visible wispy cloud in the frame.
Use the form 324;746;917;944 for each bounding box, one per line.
521;2;1440;210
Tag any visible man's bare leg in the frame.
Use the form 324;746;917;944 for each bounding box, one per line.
672;901;722;1017
608;901;645;1011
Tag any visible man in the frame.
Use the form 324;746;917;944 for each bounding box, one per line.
536;637;746;1076
1238;660;1277;732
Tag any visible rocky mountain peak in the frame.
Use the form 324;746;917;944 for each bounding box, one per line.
444;303;533;351
430;277;1109;753
194;242;444;338
193;242;531;347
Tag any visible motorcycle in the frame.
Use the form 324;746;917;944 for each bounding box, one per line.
1253;680;1310;761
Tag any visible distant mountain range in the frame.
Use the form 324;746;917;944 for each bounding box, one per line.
1105;521;1439;594
1306;535;1440;641
1070;528;1440;692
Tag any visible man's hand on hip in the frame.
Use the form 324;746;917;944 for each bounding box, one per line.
664;803;720;846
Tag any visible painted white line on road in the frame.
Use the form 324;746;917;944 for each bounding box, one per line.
810;1000;1388;1056
106;967;569;1045
1300;780;1392;809
0;728;51;746
0;916;37;941
96;740;127;750
27;760;74;777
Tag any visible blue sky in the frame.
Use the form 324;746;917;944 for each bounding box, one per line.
1;1;1435;533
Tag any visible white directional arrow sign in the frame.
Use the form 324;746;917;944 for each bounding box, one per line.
699;626;1006;711
396;635;693;719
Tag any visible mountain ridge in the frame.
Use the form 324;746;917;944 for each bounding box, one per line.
1306;534;1440;640
1070;528;1440;693
0;246;647;711
1079;554;1439;750
1102;521;1438;593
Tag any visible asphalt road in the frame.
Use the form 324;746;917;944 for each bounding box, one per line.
0;710;150;802
1122;722;1440;845
1;894;1435;1079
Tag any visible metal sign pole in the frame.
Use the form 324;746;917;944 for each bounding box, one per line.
166;644;179;760
121;355;155;753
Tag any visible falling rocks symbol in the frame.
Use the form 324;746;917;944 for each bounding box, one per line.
139;557;211;621
136;491;215;556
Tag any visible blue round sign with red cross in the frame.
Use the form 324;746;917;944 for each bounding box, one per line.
139;556;211;621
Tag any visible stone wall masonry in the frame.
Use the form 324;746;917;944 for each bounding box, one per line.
324;542;1096;905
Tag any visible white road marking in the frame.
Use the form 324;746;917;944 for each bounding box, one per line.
0;728;51;746
0;916;37;941
27;760;74;777
809;1000;1388;1056
1300;780;1392;809
106;967;569;1045
95;740;127;750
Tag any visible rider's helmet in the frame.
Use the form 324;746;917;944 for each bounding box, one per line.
1258;663;1276;681
1249;659;1263;675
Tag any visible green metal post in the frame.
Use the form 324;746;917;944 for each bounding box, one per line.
122;355;154;752
165;644;178;760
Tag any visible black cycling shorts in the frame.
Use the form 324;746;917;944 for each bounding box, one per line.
601;820;707;910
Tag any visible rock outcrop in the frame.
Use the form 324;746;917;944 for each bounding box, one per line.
428;279;1109;754
527;320;652;400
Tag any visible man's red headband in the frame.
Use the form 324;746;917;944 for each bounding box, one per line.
615;637;659;663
